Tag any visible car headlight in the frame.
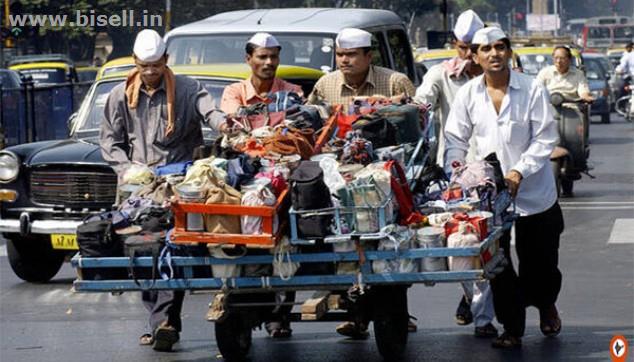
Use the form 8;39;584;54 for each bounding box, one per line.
0;152;19;182
590;90;603;98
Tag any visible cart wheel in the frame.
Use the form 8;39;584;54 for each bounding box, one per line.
215;311;252;361
373;285;409;360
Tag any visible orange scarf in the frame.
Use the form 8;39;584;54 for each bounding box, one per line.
125;67;176;136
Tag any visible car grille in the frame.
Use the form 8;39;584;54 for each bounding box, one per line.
30;169;117;206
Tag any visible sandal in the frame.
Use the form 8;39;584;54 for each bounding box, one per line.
491;332;522;349
474;323;498;338
539;305;562;337
408;315;418;333
270;327;293;338
455;295;473;326
335;321;369;339
152;323;179;352
139;333;153;346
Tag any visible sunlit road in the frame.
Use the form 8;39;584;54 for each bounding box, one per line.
1;114;632;362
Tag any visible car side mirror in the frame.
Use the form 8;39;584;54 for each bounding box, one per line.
67;112;78;135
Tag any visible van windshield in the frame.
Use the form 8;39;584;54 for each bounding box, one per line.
587;27;610;40
613;26;634;40
167;34;335;72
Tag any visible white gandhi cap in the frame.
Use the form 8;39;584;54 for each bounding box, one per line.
248;32;281;48
336;28;372;49
471;27;508;46
133;29;166;62
453;9;484;43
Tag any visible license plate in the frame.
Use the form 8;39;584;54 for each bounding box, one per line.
50;234;78;250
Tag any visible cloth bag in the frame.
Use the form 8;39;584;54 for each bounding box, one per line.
204;180;242;234
447;222;480;271
373;104;423;144
272;236;299;280
77;217;127;280
372;225;417;273
351;114;398;149
241;186;278;235
290;161;333;238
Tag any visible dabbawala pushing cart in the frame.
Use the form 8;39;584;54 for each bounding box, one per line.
76;29;514;362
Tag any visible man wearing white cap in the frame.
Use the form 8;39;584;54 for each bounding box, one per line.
220;32;303;114
307;27;415;108
444;27;564;349
100;29;225;352
415;10;498;339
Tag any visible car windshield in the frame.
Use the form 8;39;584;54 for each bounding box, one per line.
519;54;554;76
74;78;231;137
167;34;335;72
0;71;20;88
101;64;135;78
584;58;606;80
19;68;67;85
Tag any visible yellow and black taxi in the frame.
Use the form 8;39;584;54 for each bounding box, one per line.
8;54;78;86
96;56;135;80
414;48;456;71
0;63;323;282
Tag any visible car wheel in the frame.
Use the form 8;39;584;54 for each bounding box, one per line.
6;236;65;283
601;113;610;124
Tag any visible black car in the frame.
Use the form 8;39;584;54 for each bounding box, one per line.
582;54;613;124
0;64;322;282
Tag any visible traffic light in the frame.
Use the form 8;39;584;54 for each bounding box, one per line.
515;12;524;21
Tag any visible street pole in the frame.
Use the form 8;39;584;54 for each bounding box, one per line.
165;0;171;32
553;0;557;33
442;0;448;33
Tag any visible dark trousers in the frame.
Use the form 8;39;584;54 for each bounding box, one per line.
142;290;185;333
490;202;564;337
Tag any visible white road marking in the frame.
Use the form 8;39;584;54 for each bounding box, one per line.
559;201;634;205
607;219;634;244
0;244;6;257
561;206;634;210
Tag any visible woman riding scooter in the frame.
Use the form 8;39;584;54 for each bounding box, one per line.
536;46;594;197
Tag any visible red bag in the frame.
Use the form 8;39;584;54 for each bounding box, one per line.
444;212;488;240
384;160;425;225
336;112;360;138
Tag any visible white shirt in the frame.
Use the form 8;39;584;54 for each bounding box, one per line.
414;61;475;166
536;65;590;101
618;51;634;77
444;70;559;216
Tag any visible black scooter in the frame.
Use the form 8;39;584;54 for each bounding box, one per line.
549;92;592;197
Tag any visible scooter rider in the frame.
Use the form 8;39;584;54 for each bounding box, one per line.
536;46;594;104
536;46;592;197
616;42;634;116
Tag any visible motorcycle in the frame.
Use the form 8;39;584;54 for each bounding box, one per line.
549;92;592;197
615;82;633;122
